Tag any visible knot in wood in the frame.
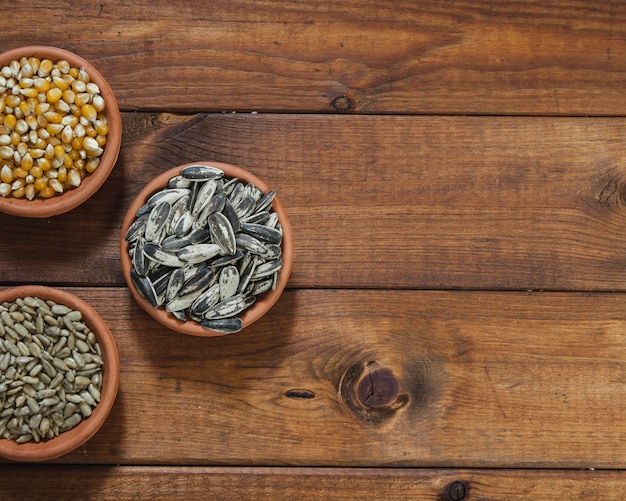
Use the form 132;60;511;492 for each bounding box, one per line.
446;481;467;501
356;368;399;408
331;95;352;111
340;361;408;425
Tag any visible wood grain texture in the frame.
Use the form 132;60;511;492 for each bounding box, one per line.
2;1;626;491
0;466;623;500
1;113;625;291
1;1;625;115
1;287;618;468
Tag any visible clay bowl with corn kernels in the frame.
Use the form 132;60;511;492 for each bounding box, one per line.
0;46;121;218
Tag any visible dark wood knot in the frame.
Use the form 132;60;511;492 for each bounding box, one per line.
340;361;408;425
445;480;468;501
331;95;352;111
357;367;399;408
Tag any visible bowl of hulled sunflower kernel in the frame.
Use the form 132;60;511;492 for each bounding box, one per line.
0;46;121;218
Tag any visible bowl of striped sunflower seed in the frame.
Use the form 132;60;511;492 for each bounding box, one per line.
121;161;294;336
0;285;119;462
0;46;122;218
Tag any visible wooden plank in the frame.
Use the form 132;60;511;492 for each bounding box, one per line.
1;1;625;115
4;287;619;468
1;113;625;291
0;466;623;500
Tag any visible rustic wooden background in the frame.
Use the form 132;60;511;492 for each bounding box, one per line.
1;1;626;499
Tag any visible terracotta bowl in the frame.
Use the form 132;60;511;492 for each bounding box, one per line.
0;285;119;462
0;46;122;218
120;161;294;337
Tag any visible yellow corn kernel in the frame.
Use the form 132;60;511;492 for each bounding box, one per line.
11;178;25;191
55;99;70;114
25;114;38;131
61;114;78;127
56;60;70;74
15;119;28;135
39;185;55;198
74;158;85;170
9;131;20;145
24;183;35;200
92;94;105;112
57;166;67;183
21;60;34;77
74;123;85;138
18;77;33;88
37;113;48;130
0;145;13;159
38;59;53;77
61;125;73;144
69;149;80;160
62;89;75;104
95;134;107;147
53;144;65;159
46;87;63;103
20;154;33;170
84;125;96;137
46;123;64;135
63;154;73;168
37;157;52;171
74;93;90;106
29;148;44;159
44;143;54;160
6;95;20;108
69;67;79;79
82;136;99;152
12;186;25;198
19;87;38;98
35;101;50;115
71;80;86;93
17;142;28;156
33;77;51;93
85;157;99;173
94;120;108;137
86;82;100;95
67;168;81;187
29;165;43;178
27;57;40;73
77;68;90;83
0;165;13;183
52;76;69;91
42;110;62;124
49;178;63;193
0;99;5;114
18;101;31;117
34;176;47;191
14;166;28;178
71;137;83;151
38;129;50;142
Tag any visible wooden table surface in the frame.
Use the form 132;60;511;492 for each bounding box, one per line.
2;1;626;499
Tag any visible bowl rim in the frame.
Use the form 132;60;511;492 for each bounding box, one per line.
0;285;119;462
0;45;122;218
120;161;294;337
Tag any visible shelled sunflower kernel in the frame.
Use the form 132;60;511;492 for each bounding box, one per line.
0;56;109;200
